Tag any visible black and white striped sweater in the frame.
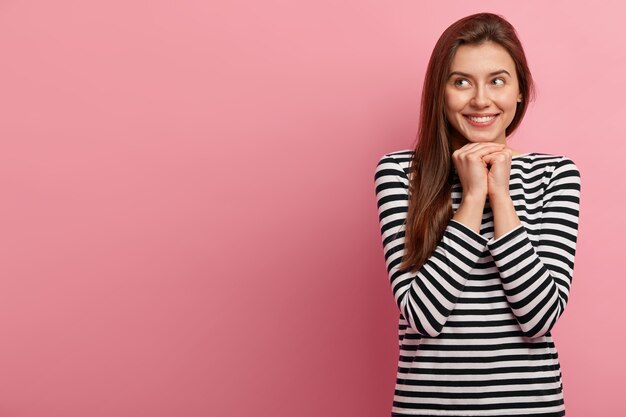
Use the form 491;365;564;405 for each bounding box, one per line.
374;150;581;417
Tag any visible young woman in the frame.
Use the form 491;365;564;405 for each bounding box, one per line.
374;13;580;417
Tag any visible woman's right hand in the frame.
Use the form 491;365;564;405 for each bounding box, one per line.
452;143;506;200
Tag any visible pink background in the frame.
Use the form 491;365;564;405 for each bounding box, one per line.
0;1;622;416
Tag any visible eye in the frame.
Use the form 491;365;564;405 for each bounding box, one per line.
454;78;470;87
492;77;505;86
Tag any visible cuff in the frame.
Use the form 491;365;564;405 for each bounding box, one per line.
486;223;526;255
449;219;489;247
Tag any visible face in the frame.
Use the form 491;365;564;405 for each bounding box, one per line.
444;41;522;150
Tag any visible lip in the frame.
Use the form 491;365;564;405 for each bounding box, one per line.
463;113;499;127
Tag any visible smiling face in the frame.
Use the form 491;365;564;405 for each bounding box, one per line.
444;41;522;151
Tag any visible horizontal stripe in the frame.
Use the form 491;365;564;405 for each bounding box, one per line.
396;376;560;388
392;398;564;411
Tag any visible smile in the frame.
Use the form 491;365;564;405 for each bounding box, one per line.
464;114;498;127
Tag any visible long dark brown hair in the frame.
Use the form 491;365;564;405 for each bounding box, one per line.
400;12;536;273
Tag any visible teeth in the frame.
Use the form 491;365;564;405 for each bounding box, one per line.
468;115;495;123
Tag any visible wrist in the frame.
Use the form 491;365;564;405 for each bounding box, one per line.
487;189;511;202
488;194;515;213
463;191;487;203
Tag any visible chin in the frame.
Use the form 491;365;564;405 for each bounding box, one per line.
473;137;501;143
450;128;504;147
466;132;504;143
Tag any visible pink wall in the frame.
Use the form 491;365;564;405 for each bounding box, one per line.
0;1;622;416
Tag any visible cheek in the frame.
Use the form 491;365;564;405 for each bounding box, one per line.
497;90;521;109
444;91;463;113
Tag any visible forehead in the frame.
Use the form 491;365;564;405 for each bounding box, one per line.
449;41;516;73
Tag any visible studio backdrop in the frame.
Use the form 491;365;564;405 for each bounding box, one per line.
0;1;622;416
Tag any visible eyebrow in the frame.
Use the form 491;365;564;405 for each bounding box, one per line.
448;70;512;79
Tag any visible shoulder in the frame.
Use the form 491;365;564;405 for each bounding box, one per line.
513;152;580;176
374;149;414;193
374;149;414;177
513;153;581;199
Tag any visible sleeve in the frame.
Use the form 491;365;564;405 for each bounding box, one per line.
485;156;581;338
374;154;490;337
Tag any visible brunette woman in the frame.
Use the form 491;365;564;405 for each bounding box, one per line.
375;12;580;417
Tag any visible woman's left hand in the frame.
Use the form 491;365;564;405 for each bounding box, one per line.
482;147;514;199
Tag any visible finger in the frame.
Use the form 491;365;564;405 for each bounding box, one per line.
454;143;504;161
483;151;512;165
464;144;506;161
458;142;504;155
502;146;517;155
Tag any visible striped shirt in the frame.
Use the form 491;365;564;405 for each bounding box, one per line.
374;150;581;417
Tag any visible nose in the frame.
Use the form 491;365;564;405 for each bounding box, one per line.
470;85;490;108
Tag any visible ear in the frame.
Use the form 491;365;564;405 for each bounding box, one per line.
517;94;523;103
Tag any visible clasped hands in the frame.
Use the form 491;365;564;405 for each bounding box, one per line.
452;143;514;201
